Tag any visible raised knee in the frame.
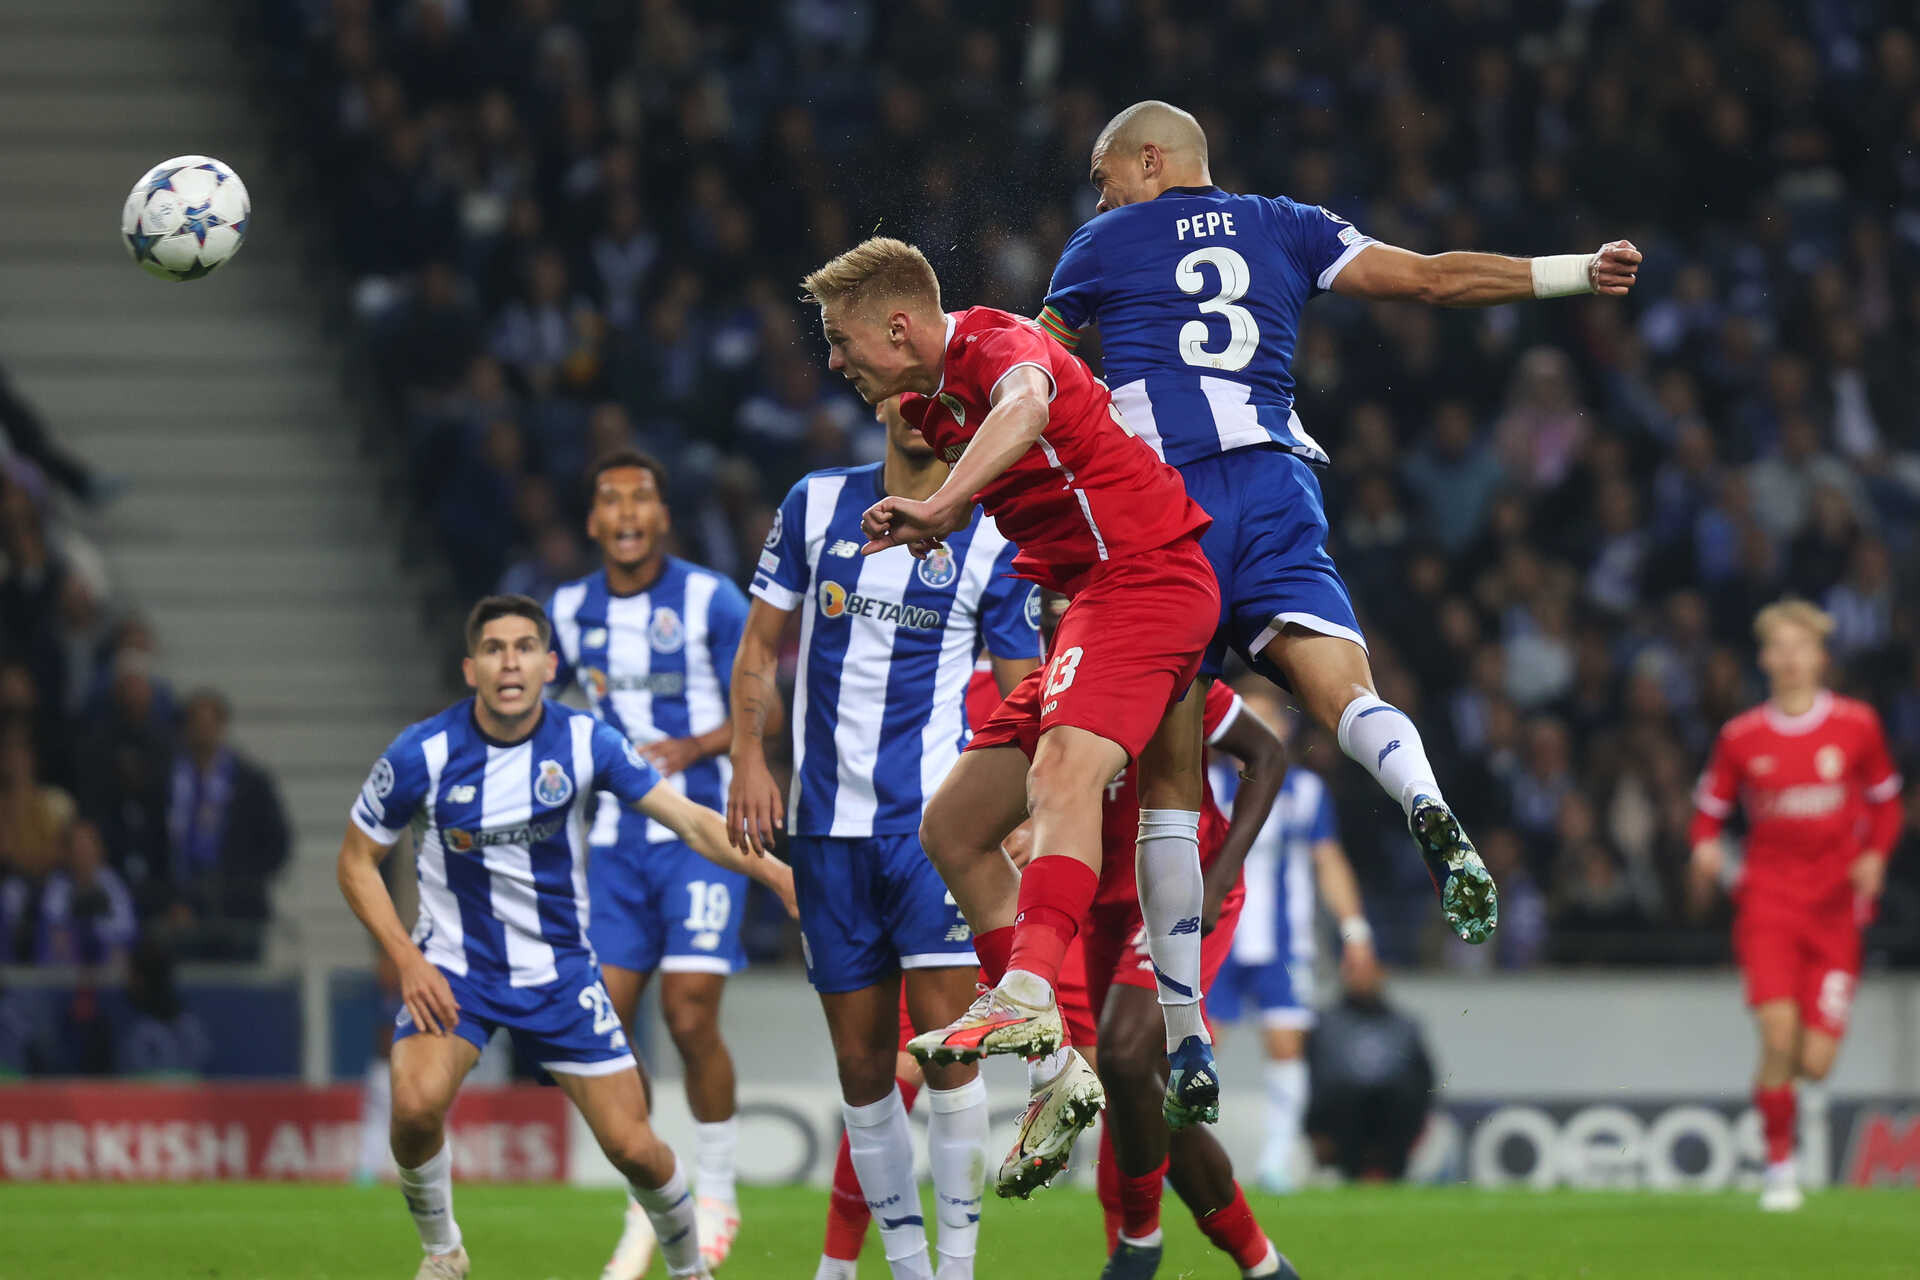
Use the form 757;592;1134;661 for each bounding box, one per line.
389;1084;444;1140
662;994;719;1049
600;1124;664;1179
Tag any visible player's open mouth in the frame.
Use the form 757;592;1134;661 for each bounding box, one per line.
613;531;644;554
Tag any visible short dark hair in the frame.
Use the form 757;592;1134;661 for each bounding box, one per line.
465;595;552;653
585;448;669;504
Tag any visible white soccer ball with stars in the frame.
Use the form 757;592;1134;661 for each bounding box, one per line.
121;155;250;281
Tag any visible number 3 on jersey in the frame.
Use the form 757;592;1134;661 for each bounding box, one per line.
1176;246;1259;372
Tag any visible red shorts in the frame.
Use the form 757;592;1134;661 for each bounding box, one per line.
894;953;1099;1052
968;538;1217;761
1734;902;1862;1038
1078;885;1243;1037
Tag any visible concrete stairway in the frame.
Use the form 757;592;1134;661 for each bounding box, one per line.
0;0;443;968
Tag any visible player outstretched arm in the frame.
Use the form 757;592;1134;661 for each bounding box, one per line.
1200;700;1289;932
336;823;460;1035
861;365;1053;556
1330;239;1641;307
634;783;798;918
727;597;793;855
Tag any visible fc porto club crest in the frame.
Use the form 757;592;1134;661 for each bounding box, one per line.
650;607;685;653
535;759;574;807
917;543;957;588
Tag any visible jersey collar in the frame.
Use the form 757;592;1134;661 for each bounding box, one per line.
1156;185;1222;199
1764;689;1833;736
931;312;959;396
468;699;547;748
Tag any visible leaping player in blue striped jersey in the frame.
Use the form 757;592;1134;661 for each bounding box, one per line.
729;396;1041;1280
1040;101;1643;949
336;595;795;1280
546;450;755;1278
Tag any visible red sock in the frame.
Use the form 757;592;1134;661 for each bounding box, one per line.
823;1131;868;1261
1007;855;1098;989
1096;1121;1122;1254
975;925;1014;987
1118;1157;1168;1240
822;1078;922;1261
1196;1183;1269;1271
1756;1084;1796;1165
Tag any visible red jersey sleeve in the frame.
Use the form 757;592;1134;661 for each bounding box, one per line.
1202;684;1242;743
958;321;1060;405
1854;706;1905;856
1690;724;1741;845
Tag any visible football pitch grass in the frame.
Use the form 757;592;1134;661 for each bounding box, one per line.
3;1182;1913;1279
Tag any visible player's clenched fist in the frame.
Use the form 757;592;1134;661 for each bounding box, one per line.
860;494;967;558
1590;240;1642;295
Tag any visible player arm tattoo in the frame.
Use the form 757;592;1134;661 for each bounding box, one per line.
730;601;791;755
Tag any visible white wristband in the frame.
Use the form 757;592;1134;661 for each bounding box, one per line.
1339;917;1373;946
1531;253;1596;299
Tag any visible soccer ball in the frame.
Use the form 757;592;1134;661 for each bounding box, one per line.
121;156;250;281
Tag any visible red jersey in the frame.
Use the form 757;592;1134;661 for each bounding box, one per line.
964;660;1000;733
899;307;1210;593
1093;681;1243;908
1690;692;1903;910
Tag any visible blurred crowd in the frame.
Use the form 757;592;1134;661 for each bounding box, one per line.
0;367;289;992
252;0;1920;966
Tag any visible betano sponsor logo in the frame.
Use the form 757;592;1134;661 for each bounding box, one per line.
818;580;944;630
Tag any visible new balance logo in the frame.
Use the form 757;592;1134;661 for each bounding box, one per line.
447;785;476;803
1378;739;1401;767
827;539;862;558
1169;916;1201;936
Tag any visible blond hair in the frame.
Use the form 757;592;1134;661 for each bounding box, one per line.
1753;597;1834;645
800;237;941;313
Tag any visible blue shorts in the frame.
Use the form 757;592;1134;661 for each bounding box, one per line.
1177;446;1364;682
790;833;977;994
394;956;637;1076
1208;953;1315;1030
588;819;748;976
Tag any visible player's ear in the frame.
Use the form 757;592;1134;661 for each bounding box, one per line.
462;656;477;690
543;649;558;684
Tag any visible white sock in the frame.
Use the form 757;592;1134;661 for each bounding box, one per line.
815;1258;860;1280
1027;1046;1072;1091
1137;809;1209;1050
695;1117;739;1205
925;1078;987;1269
396;1142;461;1255
630;1159;702;1276
997;968;1056;1008
843;1087;933;1280
1244;1241;1283;1277
1120;1228;1164;1248
1336;694;1442;816
1262;1059;1308;1180
357;1059;392;1181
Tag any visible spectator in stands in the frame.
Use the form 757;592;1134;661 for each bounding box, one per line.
30;820;137;969
0;362;103;504
159;689;290;962
116;938;210;1077
75;647;172;906
0;717;76;963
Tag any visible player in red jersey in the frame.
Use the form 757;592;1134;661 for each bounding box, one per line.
1689;599;1903;1213
795;238;1224;1190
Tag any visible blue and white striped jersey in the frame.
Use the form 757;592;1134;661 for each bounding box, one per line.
1041;186;1375;468
751;463;1040;838
1224;766;1337;968
548;559;747;844
350;699;664;987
